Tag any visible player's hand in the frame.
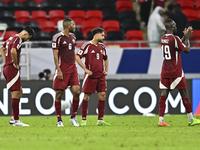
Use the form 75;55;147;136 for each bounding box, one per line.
183;26;193;39
85;69;93;76
103;71;108;76
13;64;20;70
57;70;63;81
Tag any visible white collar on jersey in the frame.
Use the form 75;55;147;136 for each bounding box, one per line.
165;34;173;36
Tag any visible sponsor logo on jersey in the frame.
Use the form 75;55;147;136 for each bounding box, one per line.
91;50;95;53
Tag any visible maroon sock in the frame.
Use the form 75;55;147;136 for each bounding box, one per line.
71;99;79;117
159;96;167;117
81;99;88;120
55;101;62;121
182;97;192;113
11;98;20;120
98;100;105;120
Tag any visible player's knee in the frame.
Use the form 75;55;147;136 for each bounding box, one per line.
56;91;63;100
99;93;106;100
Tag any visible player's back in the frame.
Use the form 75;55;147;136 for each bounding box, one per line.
3;34;22;66
160;34;183;78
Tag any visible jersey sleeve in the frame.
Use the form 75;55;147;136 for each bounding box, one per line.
76;42;89;58
101;44;108;60
175;36;187;52
12;37;21;51
52;34;60;50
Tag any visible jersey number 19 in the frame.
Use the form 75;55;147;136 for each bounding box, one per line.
162;45;171;60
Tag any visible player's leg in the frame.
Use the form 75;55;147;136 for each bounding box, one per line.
179;89;200;126
96;77;110;126
96;92;110;126
55;89;64;127
70;85;80;127
80;93;91;126
158;77;170;126
11;87;29;126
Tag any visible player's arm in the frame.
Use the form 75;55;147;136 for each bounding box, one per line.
0;45;6;63
103;58;108;76
11;48;19;70
75;55;93;76
53;50;63;80
183;27;192;53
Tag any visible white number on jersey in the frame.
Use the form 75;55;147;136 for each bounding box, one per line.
5;41;9;56
96;53;100;60
162;45;171;60
69;43;72;50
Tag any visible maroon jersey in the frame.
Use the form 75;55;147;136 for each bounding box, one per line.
77;41;108;78
160;34;187;78
3;34;22;66
52;32;77;74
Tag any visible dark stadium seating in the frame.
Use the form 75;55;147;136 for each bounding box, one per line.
0;11;15;24
24;21;41;32
40;1;58;13
102;10;119;21
56;0;77;14
7;1;23;13
7;21;24;33
119;10;137;22
121;19;140;32
77;0;95;11
74;30;85;40
106;31;124;40
15;10;31;24
22;0;39;13
0;1;9;11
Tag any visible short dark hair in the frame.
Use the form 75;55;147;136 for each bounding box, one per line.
24;25;35;39
63;18;73;29
164;19;174;29
91;27;105;36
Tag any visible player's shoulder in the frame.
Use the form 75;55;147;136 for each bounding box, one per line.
52;32;62;42
99;42;106;49
80;41;91;49
69;33;76;39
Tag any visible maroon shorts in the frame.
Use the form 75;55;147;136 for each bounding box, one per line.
53;71;80;90
82;74;107;93
159;76;187;90
3;64;21;91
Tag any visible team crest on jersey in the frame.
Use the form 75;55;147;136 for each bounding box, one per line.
91;50;95;53
52;43;56;48
72;39;75;43
63;41;67;44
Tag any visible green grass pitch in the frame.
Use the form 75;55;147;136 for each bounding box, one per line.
0;115;200;150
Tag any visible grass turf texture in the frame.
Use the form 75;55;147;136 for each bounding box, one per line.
0;115;200;150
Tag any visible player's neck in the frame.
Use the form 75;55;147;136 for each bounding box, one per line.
62;30;70;37
91;39;98;46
